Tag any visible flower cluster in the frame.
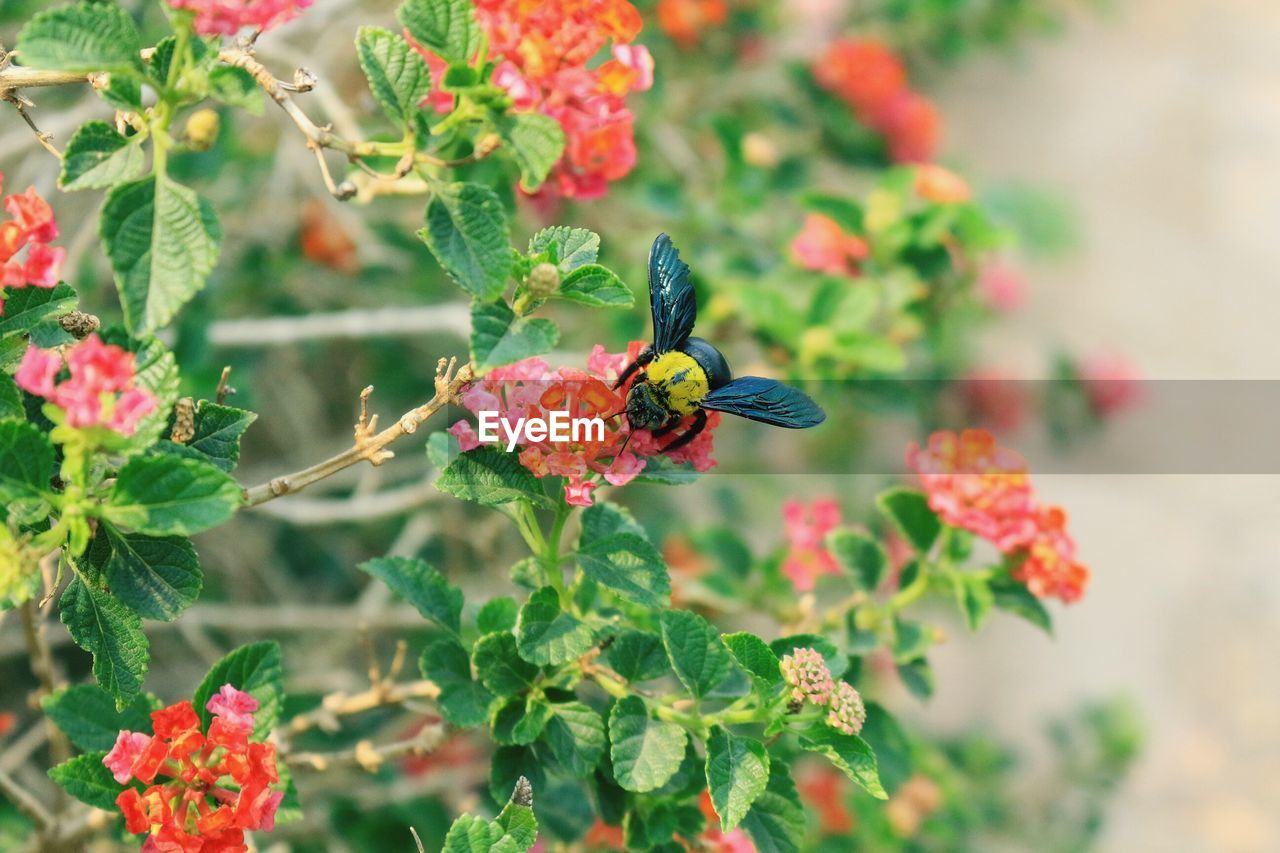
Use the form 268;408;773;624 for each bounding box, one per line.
167;0;313;37
448;343;717;507
411;0;653;198
813;38;940;163
16;336;157;437
907;429;1090;602
781;497;842;591
789;214;869;278
103;685;282;851
780;647;867;735
0;174;64;314
657;0;728;49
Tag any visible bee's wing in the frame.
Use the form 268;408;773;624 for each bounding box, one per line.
648;233;697;354
701;377;826;428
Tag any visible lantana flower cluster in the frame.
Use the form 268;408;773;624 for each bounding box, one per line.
0;173;64;314
780;647;867;735
907;429;1090;602
781;497;842;592
166;0;313;37
15;335;158;437
813;38;940;163
411;0;654;198
103;685;282;852
449;342;718;506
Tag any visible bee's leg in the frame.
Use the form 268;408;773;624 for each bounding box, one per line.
649;414;684;439
612;346;654;390
660;408;708;452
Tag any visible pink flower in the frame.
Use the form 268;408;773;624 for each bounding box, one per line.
0;174;65;312
108;387;159;436
68;336;135;393
104;731;152;784
979;260;1025;312
21;243;63;287
17;336;158;437
493;62;540;111
1079;354;1143;417
14;346;60;397
790;213;868;278
602;451;645;486
3;187;57;244
448;420;482;452
205;684;259;730
166;0;313;37
782;497;842;591
564;480;597;506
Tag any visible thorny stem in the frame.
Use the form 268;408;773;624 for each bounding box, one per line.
242;358;472;506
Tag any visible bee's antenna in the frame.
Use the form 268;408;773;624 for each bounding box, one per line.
609;428;636;470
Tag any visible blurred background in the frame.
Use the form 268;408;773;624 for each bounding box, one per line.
2;0;1279;849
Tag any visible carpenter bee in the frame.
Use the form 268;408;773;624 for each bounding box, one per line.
614;233;825;451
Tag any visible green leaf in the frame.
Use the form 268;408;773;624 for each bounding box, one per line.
576;533;670;609
528;227;599;272
493;697;551;745
721;633;781;692
490;746;545;805
356;26;431;127
860;702;911;795
798;728;887;799
477;596;519;634
442;814;508;853
516;586;594;666
60;576;148;707
660;610;733;698
498;113;565;192
184;402;256;472
580;501;645;543
496;776;538;848
470;300;559;373
953;571;994;631
358;556;462;634
739;763;806;853
101;524;201;621
557;264;633;308
0;375;23;420
608;696;688;793
436;448;552;508
990;577;1053;633
207;66;263;113
0;419;55;503
47;753;118;810
828;529;887;591
16;1;142;73
892;619;932;664
875;488;941;554
398;0;481;64
58;121;145;190
705;727;770;831
441;63;479;88
103;454;242;537
896;656;934;700
0;282;78;338
100;174;221;335
42;684;155;752
473;632;539;695
541;701;605;778
193;641;284;738
420;637;493;728
604;630;669;683
419;182;511;300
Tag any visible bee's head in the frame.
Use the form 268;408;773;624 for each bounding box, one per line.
625;382;668;431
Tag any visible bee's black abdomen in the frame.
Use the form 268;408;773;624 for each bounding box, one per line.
681;337;732;390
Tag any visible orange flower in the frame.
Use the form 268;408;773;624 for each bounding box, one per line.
790;213;869;278
657;0;728;49
914;164;970;203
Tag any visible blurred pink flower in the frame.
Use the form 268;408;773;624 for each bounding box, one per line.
790;213;868;277
1079;354;1143;417
782;497;842;591
167;0;313;36
978;260;1025;312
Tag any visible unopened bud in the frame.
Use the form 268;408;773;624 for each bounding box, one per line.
59;310;101;339
475;133;501;158
526;262;560;298
184;108;220;151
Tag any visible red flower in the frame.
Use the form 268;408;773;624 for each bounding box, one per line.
1013;506;1090;603
15;335;158;436
166;0;313;36
656;0;728;49
782;497;842;591
0;173;64;314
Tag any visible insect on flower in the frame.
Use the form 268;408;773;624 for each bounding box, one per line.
615;234;826;450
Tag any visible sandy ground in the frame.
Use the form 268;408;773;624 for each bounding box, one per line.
931;1;1280;849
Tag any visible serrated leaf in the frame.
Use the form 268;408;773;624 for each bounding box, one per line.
0;419;55;503
860;702;911;795
470;299;559;373
604;630;669;683
580;501;645;543
498;113;565;192
0;375;21;420
398;0;481;64
419;182;511;300
608;696;687;793
101;524;201;621
103;454;242;536
490;746;545;806
100;174;221;335
42;684;156;752
58;121;145;190
207;66;263;113
185;402;256;472
660;610;733;698
799;727;887;799
557;264;633;308
705;728;770;831
828;529;887;591
721;632;781;692
47;753;118;810
356;26;431;126
576;532;670;609
477;596;519;634
358;556;462;634
436;448;552;508
739;763;806;853
420;637;493;728
0;282;78;338
990;576;1053;633
541;701;605;778
892;619;932;663
876;487;941;554
496;779;538;848
528;227;599;272
193;642;284;737
472;632;539;695
60;576;148;707
492;697;551;745
442;813;507;853
16;1;142;73
516;586;594;666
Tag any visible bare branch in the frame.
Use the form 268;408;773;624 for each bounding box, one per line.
207;304;469;348
0;766;53;831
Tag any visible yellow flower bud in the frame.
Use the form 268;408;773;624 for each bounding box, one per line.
184;108;220;151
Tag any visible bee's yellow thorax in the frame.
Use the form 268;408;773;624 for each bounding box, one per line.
648;351;708;415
